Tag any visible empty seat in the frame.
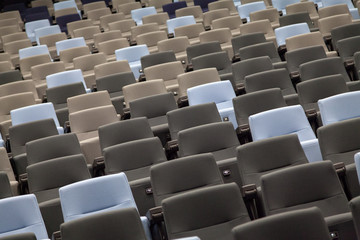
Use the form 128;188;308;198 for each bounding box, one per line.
99;13;126;32
136;31;168;53
25;19;50;42
131;6;157;25
199;28;233;58
237;1;266;22
140;50;177;71
142;12;169;31
166;15;196;35
97;38;129;62
174;23;205;45
157;37;190;65
73;53;107;88
175;5;203;23
239;19;276;46
274;23;310;50
272;0;298;15
231;32;267;60
163;1;187;19
94;60;132;79
46;69;90;93
279;12;317;32
212;15;242;36
285;1;319;26
203;8;230;29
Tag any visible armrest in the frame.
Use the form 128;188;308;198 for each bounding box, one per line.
236;124;252;144
64;121;71;133
241;184;259;219
130;40;137;46
177;96;188;108
92;156;105;177
344;59;354;70
91;47;99;54
165;139;178;159
232;53;240;63
0;48;4;53
42;94;47;103
323;35;333;51
5;134;11;153
138;74;146;82
277;45;287;61
168;33;174;38
53;231;61;240
204;25;211;31
91;84;97;92
147;206;163;224
121;107;131;120
32;41;37;46
290;71;301;88
82;14;87;19
185;64;193;72
111;8;117;13
333;162;351;199
235;83;246;96
53;55;60;62
278;10;283;16
100;27;105;32
241;18;247;24
14;64;20;70
19;173;29;194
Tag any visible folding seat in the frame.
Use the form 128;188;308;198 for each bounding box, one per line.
285;1;319;27
0;148;18;195
0;11;24;30
2;3;27;20
203;8;230;29
279;12;317;32
163;1;187;19
59;172;152;238
208;0;238;15
299;57;360;91
131;6;157;25
199;28;233;58
38;33;67;59
285;45;327;83
0;53;12;68
175;5;204;23
66;19;93;38
56;37;87;56
194;0;217;12
60;208;150;240
350;196;360;239
237;1;266;22
1;32;27;47
250;8;280;29
0;194;49;239
73;53;107;88
56;14;82;34
157;37;190;65
162;183;250;240
166;15;196;35
187;81;237;128
54;7;79;20
115;45;150;80
123;79;168;108
0;70;23;86
18;50;52;80
46;69;89;93
97;38;129;62
0;232;37;240
231;32;267;61
18;45;51;60
130;24;162;42
94;60;132;79
73;26;101;50
260;161;356;240
0;81;40;103
233;207;333;240
232;56;274;89
34;25;61;46
148;0;172;12
83;1;107;16
31;0;55;16
321;1;358;19
0;171;12;199
108;19;136;40
59;46;90;71
54;0;81;15
99;13;125;32
87;8;112;26
0;62;12;73
191;51;234;86
239;19;276;46
211;15;241;37
25;19;50;43
271;0;298;15
238;42;286;68
93;30;122;50
274;23;310;54
177;68;221;106
285;32;338;58
24;6;52;24
142;12;169;31
136;31;168;53
3;39;32;67
141;50;177;72
245;69;299;105
318;117;360;197
117;2;142;19
173;23;204;45
249;105;323;163
331;22;360;51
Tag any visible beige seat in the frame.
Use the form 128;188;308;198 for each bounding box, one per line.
0;11;24;30
123;79;167;107
0;61;12;72
108;19;136;40
94;60;132;79
208;0;238;15
148;0;172;12
142;12;169;30
67;19;93;38
73;26;101;50
117;2;142;19
3;39;32;66
250;8;280;29
318;14;353;38
130;23;160;42
286;1;319;27
174;23;205;45
0;147;19;195
87;7;112;26
39;32;67;59
136;31;168;53
112;0;134;12
31;61;66;97
212;15;242;36
73;53;107;88
0;18;21;30
203;8;230;29
19;54;52;80
99;12;125;32
199;28;233;58
83;1;106;16
59;46;90;70
1;32;27;46
318;4;351;19
98;38;129;62
158;36;190;66
286;31;338;57
0;80;40;103
93;30;122;49
175;6;203;23
239;19;277;47
144;61;184;95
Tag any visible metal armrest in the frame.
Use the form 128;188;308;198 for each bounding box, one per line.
177;96;188;108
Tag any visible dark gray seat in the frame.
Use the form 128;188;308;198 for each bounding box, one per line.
60;208;147;240
261;161;356;240
331;22;360;51
232;207;332;240
162;183;250;240
0;171;12;199
279;12;317;31
150;153;223;205
0;70;23;86
349;196;360;239
140;50;177;71
0;233;37;240
231;32;267;60
186;41;222;64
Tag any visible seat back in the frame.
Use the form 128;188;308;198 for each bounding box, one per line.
237;1;266;21
285;31;329;54
232;56;273;84
231;32;267;56
131;6;157;25
46;69;87;90
162;1;187;19
141;50;177;71
274;22;310;47
239;41;281;62
331;22;360;51
167;15;196;35
34;25;61;45
67;91;112;114
115;44;149;63
186;41;222;63
203;8;230;27
318;14;353;37
56;37;86;55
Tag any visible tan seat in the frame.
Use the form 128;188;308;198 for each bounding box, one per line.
73;53;107;88
93;30;122;49
208;0;238;15
175;6;203;23
286;31;338;57
59;46;90;70
87;7;112;26
174;23;205;45
0;80;40;103
0;18;21;30
203;8;230;29
239;19;277;47
0;61;12;72
39;32;67;59
286;1;319;27
142;12;169;31
117;2;142;19
0;11;23;30
144;61;184;95
99;12;125;32
67;19;93;38
1;32;27;46
94;60;132;79
98;38;129;62
148;0;172;12
199;28;233;58
318;4;351;19
3;39;32;66
83;1;107;16
112;0;134;13
0;147;19;195
68;90;113;114
130;23;160;42
123;79;167;107
158;36;190;66
250;8;280;29
318;14;353;38
108;19;136;40
19;54;52;80
136;31;168;53
212;15;242;36
73;25;101;50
